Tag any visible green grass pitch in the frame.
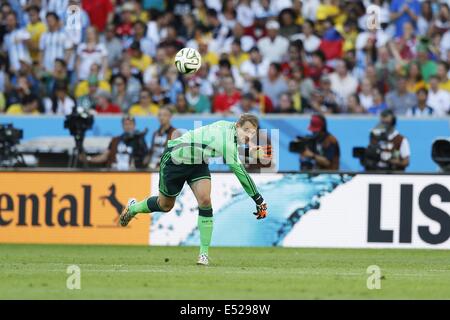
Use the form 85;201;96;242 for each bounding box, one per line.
0;244;449;299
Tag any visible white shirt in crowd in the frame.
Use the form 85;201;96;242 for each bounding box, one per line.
427;89;450;116
223;35;255;53
329;72;359;104
76;43;108;80
240;59;270;80
40;29;73;73
269;0;293;15
257;35;289;63
358;93;374;111
406;105;435;117
236;3;254;28
44;96;76;115
3;29;31;70
440;31;450;60
301;0;320;21
3;28;31;72
292;33;321;53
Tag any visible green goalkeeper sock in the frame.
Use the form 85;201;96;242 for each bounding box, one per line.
129;196;162;216
128;199;150;216
198;206;213;256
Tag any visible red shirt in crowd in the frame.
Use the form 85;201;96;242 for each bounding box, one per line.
82;0;114;32
95;103;122;114
213;91;241;113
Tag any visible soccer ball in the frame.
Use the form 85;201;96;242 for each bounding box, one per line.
174;48;202;74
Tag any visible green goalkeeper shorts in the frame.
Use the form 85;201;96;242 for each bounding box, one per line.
158;147;211;197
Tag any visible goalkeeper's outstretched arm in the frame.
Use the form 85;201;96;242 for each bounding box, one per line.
228;150;268;220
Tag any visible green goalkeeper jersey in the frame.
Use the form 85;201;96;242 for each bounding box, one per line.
167;120;260;199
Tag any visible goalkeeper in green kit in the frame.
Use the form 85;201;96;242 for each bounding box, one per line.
119;114;271;265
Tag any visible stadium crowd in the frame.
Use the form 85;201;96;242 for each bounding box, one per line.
0;0;449;117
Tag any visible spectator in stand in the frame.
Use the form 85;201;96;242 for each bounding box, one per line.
345;94;364;114
160;65;183;105
386;76;417;115
129;88;160;116
101;24;123;70
43;81;76;115
229;39;249;69
128;40;153;74
367;88;388;115
77;75;104;110
249;79;274;114
294;19;320;54
75;63;111;99
116;2;136;40
172;93;193;114
43;58;69;96
280;40;303;77
6;72;34;108
405;61;426;93
257;20;289;63
111;74;134;113
287;78;310;113
224;22;256;53
197;38;219;67
116;60;142;101
358;78;375;111
427;75;450;116
82;0;113;33
375;46;397;93
76;27;108;81
306;50;333;86
406;88;435;117
6;94;42;115
318;75;339;113
25;5;46;66
417;42;438;82
144;46;169;86
262;62;288;107
209;58;244;91
240;46;270;82
390;0;421;38
39;12;73;76
309;88;338;114
278;8;301;39
437;61;450;92
4;12;31;74
186;78;211;114
231;92;259;115
329;59;358;108
291;65;315;101
276;93;297;113
127;20;156;58
213;76;241;114
94;90;121;114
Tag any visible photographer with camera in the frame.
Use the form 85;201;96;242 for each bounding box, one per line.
80;115;148;170
0;123;24;167
354;110;410;171
290;114;340;171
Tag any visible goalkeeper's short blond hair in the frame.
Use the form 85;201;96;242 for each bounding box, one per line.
237;113;259;128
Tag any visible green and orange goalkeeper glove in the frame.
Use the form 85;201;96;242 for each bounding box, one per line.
253;202;268;220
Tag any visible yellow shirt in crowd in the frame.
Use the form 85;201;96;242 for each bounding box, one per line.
128;103;160;116
229;52;249;68
6;104;40;115
26;21;47;62
130;54;153;73
75;80;111;98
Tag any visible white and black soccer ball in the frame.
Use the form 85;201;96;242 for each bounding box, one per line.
174;48;202;74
